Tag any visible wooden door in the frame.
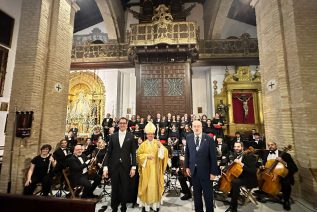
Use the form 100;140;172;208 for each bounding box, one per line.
136;62;192;117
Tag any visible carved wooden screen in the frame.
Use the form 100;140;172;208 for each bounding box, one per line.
0;46;9;97
136;62;192;117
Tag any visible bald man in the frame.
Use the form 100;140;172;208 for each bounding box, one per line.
185;120;218;212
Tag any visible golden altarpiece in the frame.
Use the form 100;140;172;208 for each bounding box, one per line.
214;66;264;135
66;71;105;134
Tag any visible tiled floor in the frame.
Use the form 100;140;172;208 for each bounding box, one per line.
94;186;315;212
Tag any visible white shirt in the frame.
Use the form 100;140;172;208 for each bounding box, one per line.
119;130;127;147
267;149;278;160
78;156;88;174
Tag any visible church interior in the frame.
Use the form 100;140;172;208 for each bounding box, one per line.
0;0;316;211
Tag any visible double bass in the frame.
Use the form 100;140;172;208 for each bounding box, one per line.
218;146;255;193
258;145;292;196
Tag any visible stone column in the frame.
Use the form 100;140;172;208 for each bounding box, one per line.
0;0;79;194
227;89;234;124
255;0;317;206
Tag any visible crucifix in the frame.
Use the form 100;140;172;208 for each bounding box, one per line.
235;95;253;121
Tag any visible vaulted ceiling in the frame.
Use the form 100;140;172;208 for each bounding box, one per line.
74;0;256;37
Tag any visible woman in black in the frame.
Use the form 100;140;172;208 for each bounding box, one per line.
91;126;103;145
24;144;56;196
90;138;107;176
212;112;224;137
158;127;168;146
132;123;144;141
203;119;215;137
181;124;192;140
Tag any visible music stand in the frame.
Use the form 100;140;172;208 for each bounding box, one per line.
164;167;180;196
99;179;111;200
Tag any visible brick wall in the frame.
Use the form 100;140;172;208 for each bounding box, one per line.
255;0;317;206
0;0;76;194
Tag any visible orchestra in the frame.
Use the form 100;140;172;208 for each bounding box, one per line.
21;113;298;212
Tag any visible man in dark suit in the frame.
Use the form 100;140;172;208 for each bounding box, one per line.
247;133;266;150
260;141;298;211
53;139;70;172
53;139;70;187
215;136;230;167
185;120;218;212
229;132;243;151
225;141;258;212
103;117;137;212
65;144;101;198
102;113;113;137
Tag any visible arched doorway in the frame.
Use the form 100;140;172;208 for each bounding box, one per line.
66;71;105;135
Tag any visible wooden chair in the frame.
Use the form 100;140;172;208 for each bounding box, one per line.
240;187;258;205
62;168;83;198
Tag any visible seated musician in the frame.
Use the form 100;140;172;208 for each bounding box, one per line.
259;141;298;211
215;136;229;168
24;144;56;196
83;137;96;158
247;133;265;150
225;142;258;212
65;144;101;198
53;139;71;187
91;138;107;175
53;139;71;172
178;138;192;200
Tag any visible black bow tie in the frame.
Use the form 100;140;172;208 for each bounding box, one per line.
269;151;276;154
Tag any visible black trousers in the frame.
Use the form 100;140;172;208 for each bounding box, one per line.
178;171;191;195
281;177;292;202
110;165;130;211
230;178;256;208
23;174;52;196
74;173;101;198
192;169;214;212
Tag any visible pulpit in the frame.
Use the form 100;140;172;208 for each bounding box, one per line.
214;66;264;135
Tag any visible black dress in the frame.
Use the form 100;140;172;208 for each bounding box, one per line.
23;155;53;196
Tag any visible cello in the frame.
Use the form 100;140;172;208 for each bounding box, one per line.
218;146;255;193
259;145;292;196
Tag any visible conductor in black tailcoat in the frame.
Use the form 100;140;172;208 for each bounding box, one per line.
103;117;137;212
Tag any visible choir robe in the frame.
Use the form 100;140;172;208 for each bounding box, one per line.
137;139;168;211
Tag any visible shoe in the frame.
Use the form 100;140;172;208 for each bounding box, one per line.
180;193;192;200
225;206;237;212
142;207;146;212
283;200;291;211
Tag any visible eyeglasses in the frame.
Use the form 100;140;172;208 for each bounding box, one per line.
119;122;127;125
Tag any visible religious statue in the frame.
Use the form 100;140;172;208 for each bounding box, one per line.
217;100;229;122
235;95;252;118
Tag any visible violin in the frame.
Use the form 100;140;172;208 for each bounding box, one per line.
88;149;101;176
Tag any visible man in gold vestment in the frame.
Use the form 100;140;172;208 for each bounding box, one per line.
137;122;168;212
